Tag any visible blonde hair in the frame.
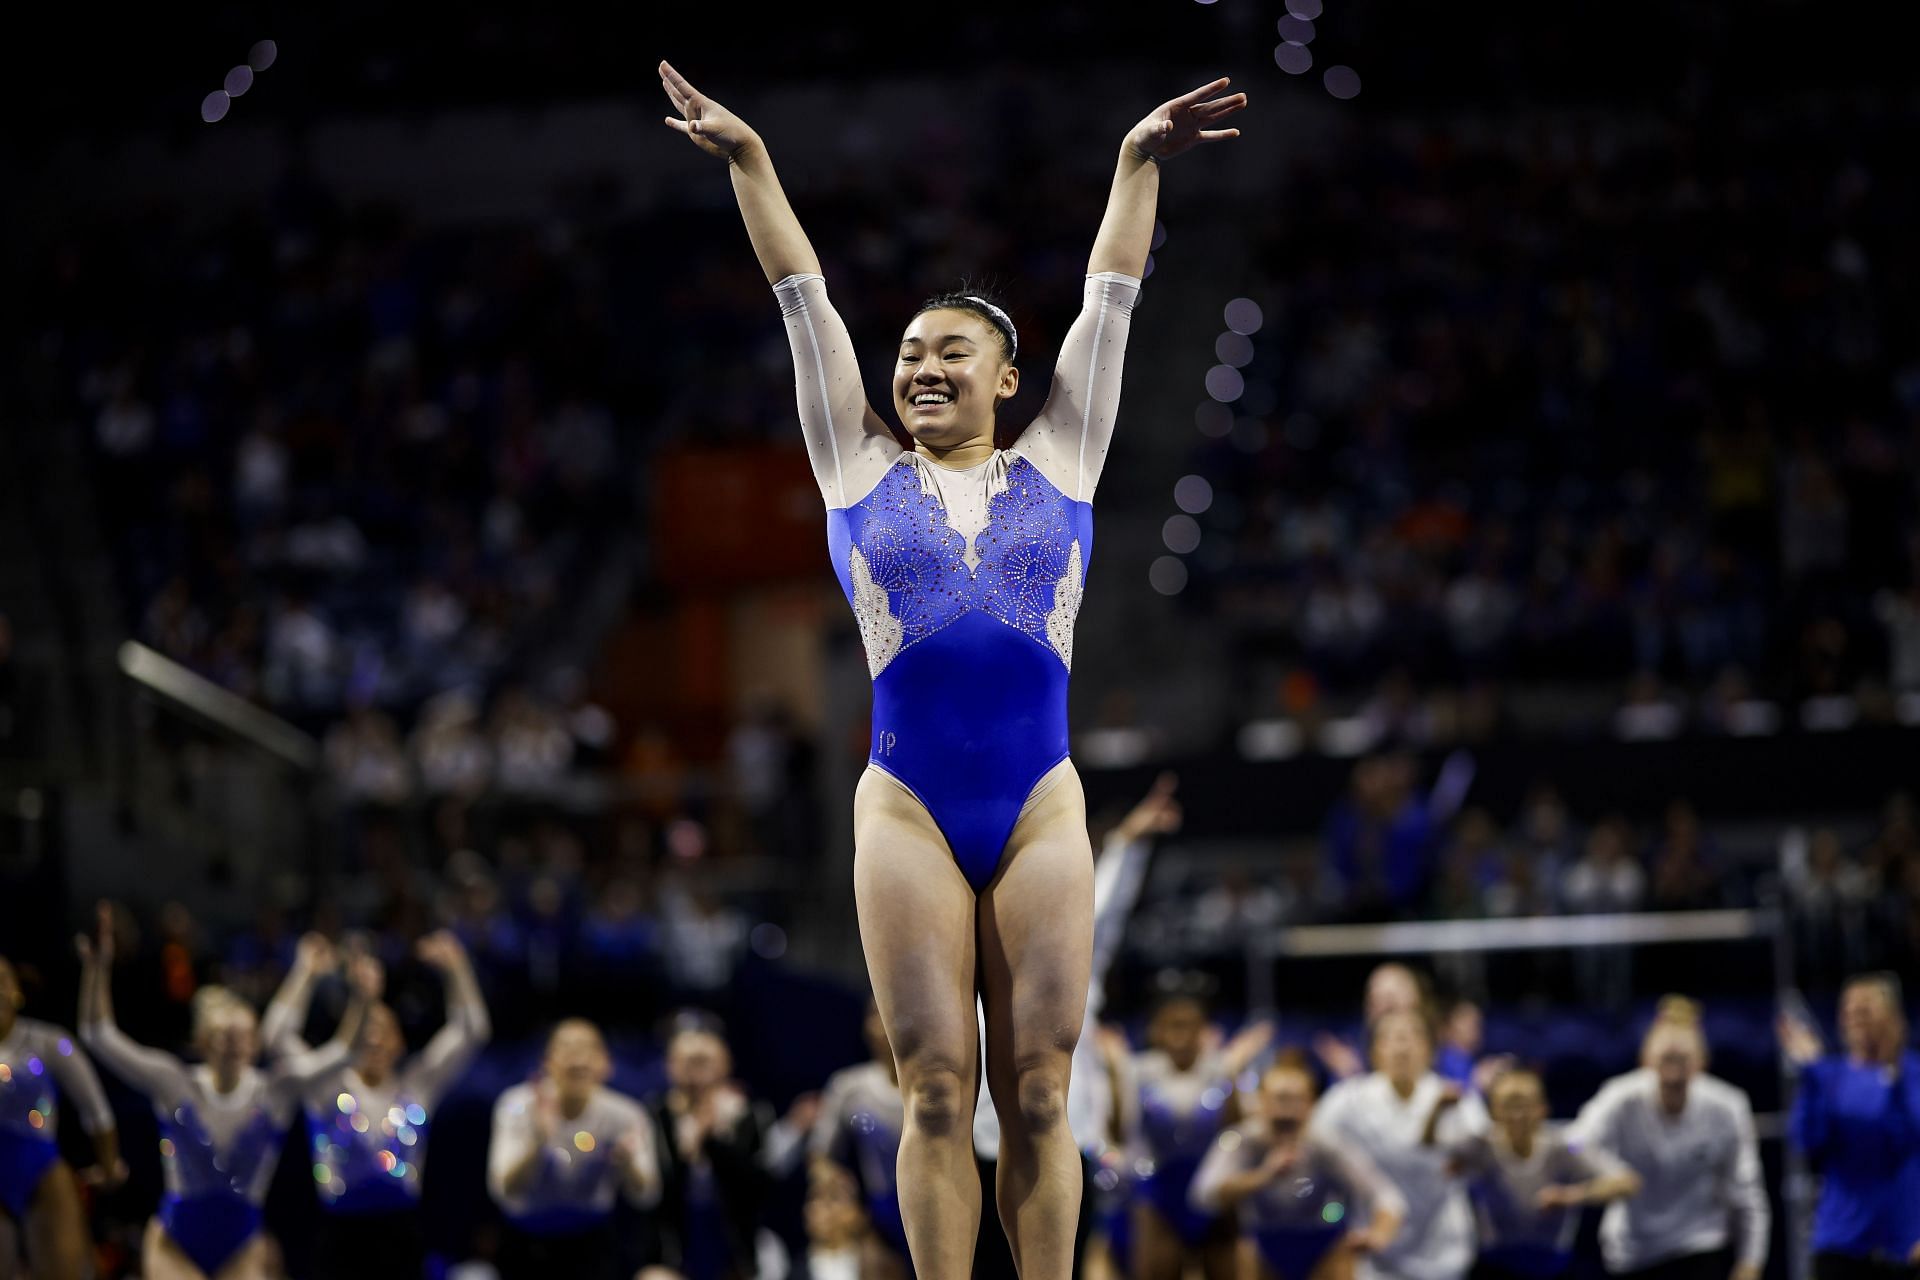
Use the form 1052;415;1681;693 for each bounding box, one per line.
1639;994;1708;1067
190;986;256;1039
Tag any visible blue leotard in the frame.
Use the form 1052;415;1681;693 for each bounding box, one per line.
777;271;1140;889
813;1061;911;1262
0;1018;116;1217
82;1018;353;1276
1189;1123;1407;1280
1131;1050;1234;1246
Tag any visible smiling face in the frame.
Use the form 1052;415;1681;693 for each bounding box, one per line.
1370;1009;1433;1085
194;996;260;1075
545;1019;612;1104
667;1029;731;1093
354;1003;406;1080
1490;1070;1547;1145
1148;997;1208;1070
1642;1020;1704;1089
893;308;1018;449
1839;977;1902;1061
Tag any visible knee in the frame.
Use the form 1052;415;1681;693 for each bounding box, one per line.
901;1057;972;1140
1012;1058;1069;1139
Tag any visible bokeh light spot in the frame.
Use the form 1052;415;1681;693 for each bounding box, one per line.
1174;475;1215;514
1215;332;1255;368
1162;515;1202;555
1275;42;1313;75
248;40;278;71
1149;557;1190;596
201;91;231;123
1204;365;1245;403
1224;298;1264;335
225;65;255;97
1324;66;1363;100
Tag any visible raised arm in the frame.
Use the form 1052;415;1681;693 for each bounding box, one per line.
406;932;493;1107
260;932;333;1057
33;1020;126;1186
1018;79;1245;503
660;60;818;283
270;952;375;1108
660;60;897;508
1090;77;1245;278
75;903;192;1104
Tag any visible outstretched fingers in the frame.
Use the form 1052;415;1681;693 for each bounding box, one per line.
1198;128;1243;143
1173;76;1232;107
1193;92;1249;119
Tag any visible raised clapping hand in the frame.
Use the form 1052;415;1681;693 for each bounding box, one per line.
660;60;759;162
1775;1012;1824;1067
1125;78;1248;163
1115;772;1182;844
74;901;115;969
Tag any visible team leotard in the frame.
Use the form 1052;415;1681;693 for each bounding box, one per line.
1129;1048;1235;1246
260;979;488;1216
0;1018;115;1217
812;1060;910;1259
80;1018;349;1276
1190;1121;1406;1280
775;270;1141;890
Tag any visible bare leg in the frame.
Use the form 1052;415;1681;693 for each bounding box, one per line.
24;1161;89;1280
853;767;982;1280
143;1218;212;1280
981;760;1094;1280
0;1211;19;1280
1200;1220;1239;1280
214;1233;282;1280
1128;1205;1185;1280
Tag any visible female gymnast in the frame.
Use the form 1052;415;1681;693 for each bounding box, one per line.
1424;1067;1639;1280
1570;998;1769;1280
1313;1009;1488;1280
259;931;491;1280
1125;983;1274;1280
811;1001;909;1280
487;1017;659;1280
1779;973;1920;1273
1189;1055;1404;1280
76;905;374;1280
0;953;123;1280
660;57;1244;1280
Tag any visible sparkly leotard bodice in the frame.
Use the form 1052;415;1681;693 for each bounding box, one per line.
778;270;1140;888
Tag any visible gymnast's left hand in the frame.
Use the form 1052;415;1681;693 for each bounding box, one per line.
1125;78;1247;163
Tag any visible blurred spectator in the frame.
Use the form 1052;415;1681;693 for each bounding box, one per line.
1561;817;1645;1011
1648;802;1720;912
0;612;19;759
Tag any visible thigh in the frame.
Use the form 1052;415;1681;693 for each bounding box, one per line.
1129;1201;1185;1280
144;1218;211;1280
853;767;980;1072
979;761;1093;1086
213;1233;281;1280
24;1162;85;1280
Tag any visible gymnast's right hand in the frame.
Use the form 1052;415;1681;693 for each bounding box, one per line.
659;60;758;162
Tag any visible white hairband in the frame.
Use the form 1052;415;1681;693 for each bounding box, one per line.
964;295;1018;360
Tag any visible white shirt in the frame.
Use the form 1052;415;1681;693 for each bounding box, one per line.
487;1083;659;1221
1570;1068;1769;1272
1313;1072;1487;1280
